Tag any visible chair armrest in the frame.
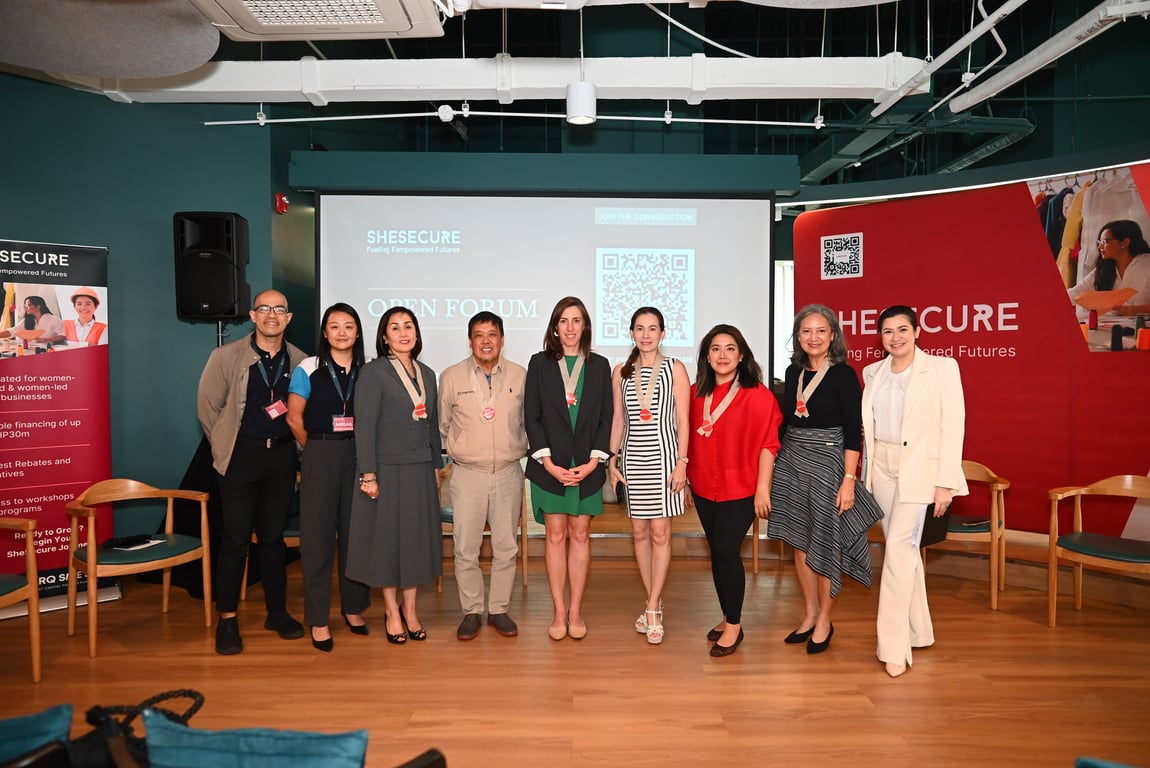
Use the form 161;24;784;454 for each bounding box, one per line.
1047;486;1083;502
0;517;35;533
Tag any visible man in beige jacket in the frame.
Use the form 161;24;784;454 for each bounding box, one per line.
438;311;528;640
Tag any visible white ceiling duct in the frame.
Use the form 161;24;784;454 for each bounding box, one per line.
35;52;927;107
948;0;1150;113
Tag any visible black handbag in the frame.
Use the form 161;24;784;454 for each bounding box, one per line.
69;689;205;768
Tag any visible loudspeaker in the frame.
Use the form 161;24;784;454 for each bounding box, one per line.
173;211;250;322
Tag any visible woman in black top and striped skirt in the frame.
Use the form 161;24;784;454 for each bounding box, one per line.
767;304;882;655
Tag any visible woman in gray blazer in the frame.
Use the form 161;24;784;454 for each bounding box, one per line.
861;305;967;678
347;306;444;645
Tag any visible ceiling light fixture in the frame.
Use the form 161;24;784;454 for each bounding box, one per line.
566;9;596;126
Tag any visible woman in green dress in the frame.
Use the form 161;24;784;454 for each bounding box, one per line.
524;296;613;641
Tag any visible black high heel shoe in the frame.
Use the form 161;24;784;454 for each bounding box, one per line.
399;607;427;641
807;624;834;655
343;615;370;636
385;613;408;644
311;628;334;653
784;626;815;645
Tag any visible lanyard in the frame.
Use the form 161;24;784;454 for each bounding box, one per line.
559;355;585;407
698;380;740;437
633;354;664;420
795;359;830;418
255;349;287;403
469;362;501;421
388;356;427;420
325;356;357;416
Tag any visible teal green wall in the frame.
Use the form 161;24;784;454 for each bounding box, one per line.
0;74;275;529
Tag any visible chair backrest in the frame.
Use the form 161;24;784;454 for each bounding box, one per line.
1050;474;1150;502
962;459;1010;491
69;478;208;510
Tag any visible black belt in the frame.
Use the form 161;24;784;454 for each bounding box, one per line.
239;434;295;448
307;432;354;441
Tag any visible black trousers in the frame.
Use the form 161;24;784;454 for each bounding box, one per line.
694;494;755;625
215;436;297;615
298;438;370;626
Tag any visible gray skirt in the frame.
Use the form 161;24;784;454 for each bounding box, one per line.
346;461;443;588
768;427;883;596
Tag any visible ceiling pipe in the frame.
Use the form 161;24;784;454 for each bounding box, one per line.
25;52;927;106
870;0;1032;119
948;0;1150;114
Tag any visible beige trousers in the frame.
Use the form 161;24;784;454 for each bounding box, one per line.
871;440;935;668
451;462;523;616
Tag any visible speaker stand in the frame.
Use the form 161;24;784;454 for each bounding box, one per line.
216;320;226;348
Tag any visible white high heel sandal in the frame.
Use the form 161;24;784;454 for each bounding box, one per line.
645;608;665;645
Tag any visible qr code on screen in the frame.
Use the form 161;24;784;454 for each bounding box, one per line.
821;232;863;280
596;249;694;346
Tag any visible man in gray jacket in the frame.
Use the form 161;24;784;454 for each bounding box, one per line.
197;288;307;655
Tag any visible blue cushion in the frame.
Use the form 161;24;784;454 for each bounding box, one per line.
1058;532;1150;564
76;534;202;565
143;709;367;768
0;703;72;762
0;572;28;598
441;506;454;524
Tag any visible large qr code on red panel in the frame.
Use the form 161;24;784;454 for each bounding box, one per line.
596;249;694;346
820;232;863;280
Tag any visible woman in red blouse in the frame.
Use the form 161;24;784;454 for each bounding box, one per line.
687;324;782;657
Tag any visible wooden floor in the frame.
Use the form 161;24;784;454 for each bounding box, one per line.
2;551;1149;768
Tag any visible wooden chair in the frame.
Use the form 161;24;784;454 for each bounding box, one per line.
0;517;42;682
66;479;212;657
436;462;529;593
945;460;1010;609
1047;475;1150;628
750;517;786;574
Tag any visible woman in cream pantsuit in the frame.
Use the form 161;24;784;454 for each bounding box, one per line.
861;305;967;679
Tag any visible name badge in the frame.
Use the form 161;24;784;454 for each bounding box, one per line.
265;399;288;420
332;415;355;432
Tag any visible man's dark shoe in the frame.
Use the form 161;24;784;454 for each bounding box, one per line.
488;613;519;637
264;612;305;640
457;613;482;641
215;617;243;655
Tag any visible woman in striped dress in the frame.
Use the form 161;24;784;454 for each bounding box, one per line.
608;307;691;644
767;304;883;655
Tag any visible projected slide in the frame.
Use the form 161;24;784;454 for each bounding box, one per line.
319;195;771;376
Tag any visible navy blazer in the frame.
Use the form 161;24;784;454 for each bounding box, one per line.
524;351;613;498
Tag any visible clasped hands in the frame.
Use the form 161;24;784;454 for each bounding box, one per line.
544;457;599;487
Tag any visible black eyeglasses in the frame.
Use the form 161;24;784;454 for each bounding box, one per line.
254;305;289;315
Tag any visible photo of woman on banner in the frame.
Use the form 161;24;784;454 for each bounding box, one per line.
61;286;109;346
1068;220;1150;322
0;290;65;344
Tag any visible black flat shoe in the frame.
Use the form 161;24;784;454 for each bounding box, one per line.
784;627;815;644
807;624;834;655
706;625;724;642
343;615;369;636
311;630;334;653
710;628;744;657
